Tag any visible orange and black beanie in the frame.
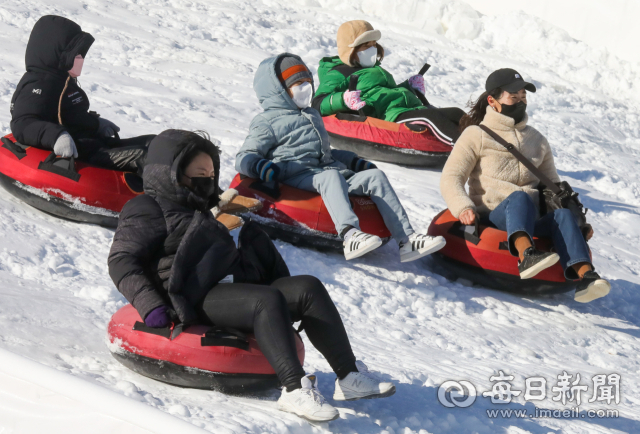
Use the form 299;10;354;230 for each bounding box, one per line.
275;56;312;89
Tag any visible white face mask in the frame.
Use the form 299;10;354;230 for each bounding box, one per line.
290;82;313;109
357;46;378;68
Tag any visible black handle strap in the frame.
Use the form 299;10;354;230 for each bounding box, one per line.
1;137;27;160
37;152;81;182
201;326;249;351
479;125;561;195
419;63;431;76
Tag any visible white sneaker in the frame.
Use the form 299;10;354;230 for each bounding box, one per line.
278;374;339;422
333;361;396;401
343;230;383;260
399;233;446;263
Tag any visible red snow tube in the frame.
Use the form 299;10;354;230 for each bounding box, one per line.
427;209;580;294
323;114;452;167
0;134;143;227
229;173;391;250
108;304;305;394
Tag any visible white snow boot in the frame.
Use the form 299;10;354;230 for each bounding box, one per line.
333;361;396;401
343;229;383;260
278;374;339;422
399;233;446;263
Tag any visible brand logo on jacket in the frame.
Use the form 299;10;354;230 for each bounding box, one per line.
32;88;41;94
515;74;521;79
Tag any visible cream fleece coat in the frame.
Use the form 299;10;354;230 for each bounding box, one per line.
440;106;561;217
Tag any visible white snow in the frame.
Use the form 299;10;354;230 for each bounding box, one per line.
0;0;639;433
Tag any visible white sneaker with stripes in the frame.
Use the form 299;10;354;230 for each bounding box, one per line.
399;233;446;263
343;230;383;260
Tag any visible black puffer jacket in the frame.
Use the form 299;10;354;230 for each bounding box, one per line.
10;15;98;149
108;130;240;324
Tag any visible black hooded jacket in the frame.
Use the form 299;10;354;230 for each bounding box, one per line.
108;130;240;324
10;15;98;150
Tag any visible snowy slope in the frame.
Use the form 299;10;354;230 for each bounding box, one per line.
0;1;639;433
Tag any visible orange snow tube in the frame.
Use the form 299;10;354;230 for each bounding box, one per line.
427;209;581;294
229;173;391;250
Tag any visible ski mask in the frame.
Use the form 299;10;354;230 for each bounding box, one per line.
500;101;527;124
290;82;313;109
69;55;84;78
357;46;378;68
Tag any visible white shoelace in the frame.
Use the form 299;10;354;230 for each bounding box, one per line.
302;385;326;405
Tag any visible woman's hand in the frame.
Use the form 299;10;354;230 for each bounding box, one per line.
459;209;476;226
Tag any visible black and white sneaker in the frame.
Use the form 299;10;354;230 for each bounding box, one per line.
518;247;560;279
574;271;611;303
399;233;446;263
343;230;383;260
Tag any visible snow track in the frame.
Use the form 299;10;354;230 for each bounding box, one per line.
0;1;639;433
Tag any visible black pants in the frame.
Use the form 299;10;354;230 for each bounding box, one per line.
198;276;357;390
76;134;155;173
396;107;464;145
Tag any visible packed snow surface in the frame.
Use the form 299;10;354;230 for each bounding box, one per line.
0;0;639;433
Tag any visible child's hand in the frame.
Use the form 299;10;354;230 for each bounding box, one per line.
343;90;366;111
255;159;280;182
351;158;377;172
408;75;425;95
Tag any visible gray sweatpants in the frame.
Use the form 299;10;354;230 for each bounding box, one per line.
283;168;414;243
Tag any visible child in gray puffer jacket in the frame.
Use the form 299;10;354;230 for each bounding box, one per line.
236;53;445;262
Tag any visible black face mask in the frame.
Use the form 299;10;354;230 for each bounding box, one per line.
500;101;527;124
187;176;217;200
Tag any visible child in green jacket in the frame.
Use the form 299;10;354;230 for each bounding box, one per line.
312;20;465;146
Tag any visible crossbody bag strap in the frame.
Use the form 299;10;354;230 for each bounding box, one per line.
478;125;562;195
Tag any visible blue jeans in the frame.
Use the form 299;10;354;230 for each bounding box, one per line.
283;168;414;244
486;191;591;279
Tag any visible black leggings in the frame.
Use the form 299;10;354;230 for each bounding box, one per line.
396;107;465;145
76;134;155;173
197;275;357;390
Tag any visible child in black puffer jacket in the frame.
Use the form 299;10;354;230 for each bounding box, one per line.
10;15;154;172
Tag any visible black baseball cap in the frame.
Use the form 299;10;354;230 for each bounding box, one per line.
485;68;536;93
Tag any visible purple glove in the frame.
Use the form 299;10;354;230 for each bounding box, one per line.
408;75;425;95
145;306;170;328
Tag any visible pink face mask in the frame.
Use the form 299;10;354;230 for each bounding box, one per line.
68;55;84;78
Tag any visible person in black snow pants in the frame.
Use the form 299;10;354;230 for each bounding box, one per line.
10;15;154;172
108;130;396;423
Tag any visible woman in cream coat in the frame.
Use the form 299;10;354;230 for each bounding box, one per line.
440;68;610;303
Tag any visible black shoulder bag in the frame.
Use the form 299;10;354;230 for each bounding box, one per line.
479;125;591;239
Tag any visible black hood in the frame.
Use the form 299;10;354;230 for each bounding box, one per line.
25;15;95;74
143;129;221;212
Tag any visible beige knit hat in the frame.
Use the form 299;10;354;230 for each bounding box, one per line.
337;20;381;66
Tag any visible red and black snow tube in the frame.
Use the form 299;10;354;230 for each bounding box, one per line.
0;134;143;227
323;114;452;167
427;209;580;294
229;173;391;250
108;304;305;394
